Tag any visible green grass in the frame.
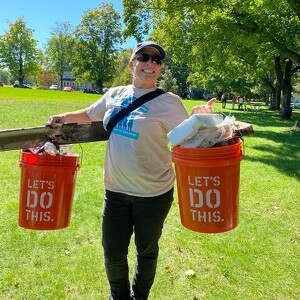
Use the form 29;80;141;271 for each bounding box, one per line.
0;87;299;299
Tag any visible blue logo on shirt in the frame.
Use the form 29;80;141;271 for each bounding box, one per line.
110;96;149;139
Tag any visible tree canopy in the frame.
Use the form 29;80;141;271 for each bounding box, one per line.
123;0;300;109
0;1;299;112
71;3;123;92
0;18;42;86
45;22;75;90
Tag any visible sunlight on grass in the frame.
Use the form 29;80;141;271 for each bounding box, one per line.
0;90;299;299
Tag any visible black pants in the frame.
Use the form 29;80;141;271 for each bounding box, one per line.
102;188;174;300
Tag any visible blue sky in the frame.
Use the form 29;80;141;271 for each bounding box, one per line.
0;0;136;50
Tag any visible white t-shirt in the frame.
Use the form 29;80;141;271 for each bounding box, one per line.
85;84;189;197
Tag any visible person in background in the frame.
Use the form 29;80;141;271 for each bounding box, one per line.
238;95;244;110
47;41;215;300
221;93;227;108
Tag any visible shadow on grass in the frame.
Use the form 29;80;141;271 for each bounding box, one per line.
230;108;299;128
245;132;300;179
232;108;300;180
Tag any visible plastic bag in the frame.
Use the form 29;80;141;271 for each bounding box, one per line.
181;115;236;148
168;114;236;148
168;114;223;146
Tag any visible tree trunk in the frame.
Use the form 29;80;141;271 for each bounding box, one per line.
274;84;281;110
274;56;294;119
282;59;293;109
59;74;64;91
96;79;103;94
261;76;275;109
18;57;25;86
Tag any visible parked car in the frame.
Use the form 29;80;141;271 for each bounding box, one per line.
83;88;99;94
294;102;300;109
13;83;32;88
49;84;58;90
63;86;73;92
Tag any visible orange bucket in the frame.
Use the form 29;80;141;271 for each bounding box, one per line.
172;139;243;233
18;151;80;230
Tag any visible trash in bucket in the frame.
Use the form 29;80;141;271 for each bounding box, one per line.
172;138;243;233
18;145;80;230
168;113;236;148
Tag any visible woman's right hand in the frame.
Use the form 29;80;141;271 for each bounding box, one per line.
47;115;66;128
47;110;92;127
191;98;216;114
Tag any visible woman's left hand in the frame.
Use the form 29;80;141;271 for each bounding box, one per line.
191;98;216;114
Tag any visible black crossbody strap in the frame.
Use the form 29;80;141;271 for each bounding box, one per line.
106;88;165;135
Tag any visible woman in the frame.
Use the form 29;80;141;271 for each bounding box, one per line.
48;41;214;300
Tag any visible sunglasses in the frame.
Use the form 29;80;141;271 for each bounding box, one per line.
134;53;163;65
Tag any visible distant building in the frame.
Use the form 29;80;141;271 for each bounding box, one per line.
61;66;93;91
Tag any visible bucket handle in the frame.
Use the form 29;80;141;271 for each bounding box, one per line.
58;127;84;166
77;143;84;167
231;122;245;157
241;137;245;158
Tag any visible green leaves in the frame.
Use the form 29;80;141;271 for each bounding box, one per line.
123;0;300;102
72;3;123;92
0;18;42;85
45;22;75;89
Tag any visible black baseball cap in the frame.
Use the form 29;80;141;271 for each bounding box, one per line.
131;41;166;59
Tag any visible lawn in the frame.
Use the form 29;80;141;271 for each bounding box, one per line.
0;87;299;299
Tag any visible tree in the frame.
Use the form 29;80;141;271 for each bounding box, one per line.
0;18;42;86
45;22;75;90
37;70;59;89
72;3;123;92
110;49;132;87
123;0;300;118
159;67;179;94
0;68;11;85
162;60;190;97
